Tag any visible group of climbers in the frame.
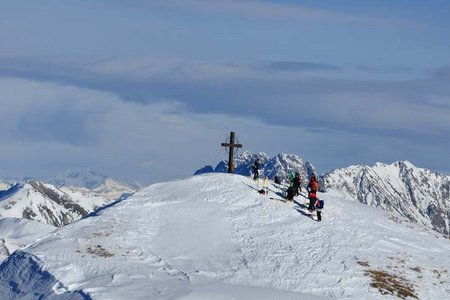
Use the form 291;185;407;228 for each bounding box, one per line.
252;158;324;222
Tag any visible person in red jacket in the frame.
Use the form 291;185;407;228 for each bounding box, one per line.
307;174;319;212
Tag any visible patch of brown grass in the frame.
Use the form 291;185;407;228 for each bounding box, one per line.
86;244;114;258
365;270;417;299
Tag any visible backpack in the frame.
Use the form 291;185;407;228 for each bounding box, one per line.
274;176;281;184
311;181;318;192
315;200;324;209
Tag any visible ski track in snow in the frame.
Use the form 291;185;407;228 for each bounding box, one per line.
1;173;449;299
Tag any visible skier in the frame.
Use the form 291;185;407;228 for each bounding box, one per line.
307;175;318;211
292;172;301;196
314;198;324;221
252;158;260;180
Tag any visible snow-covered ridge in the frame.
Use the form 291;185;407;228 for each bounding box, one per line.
320;160;450;235
0;180;111;227
0;169;140;228
195;150;316;183
1;173;449;299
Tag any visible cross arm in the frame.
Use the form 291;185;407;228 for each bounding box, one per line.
221;143;243;148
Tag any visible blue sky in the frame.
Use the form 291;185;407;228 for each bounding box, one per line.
0;0;449;184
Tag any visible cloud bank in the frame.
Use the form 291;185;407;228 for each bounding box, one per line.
1;56;450;182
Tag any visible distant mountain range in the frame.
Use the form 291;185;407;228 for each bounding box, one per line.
48;169;140;191
0;170;140;227
49;169;140;201
195;150;316;183
320;161;450;236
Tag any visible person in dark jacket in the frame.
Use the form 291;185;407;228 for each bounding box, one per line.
286;185;295;201
252;159;260;180
292;172;301;196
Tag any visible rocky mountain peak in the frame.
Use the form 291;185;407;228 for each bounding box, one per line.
195;151;316;183
320;161;450;235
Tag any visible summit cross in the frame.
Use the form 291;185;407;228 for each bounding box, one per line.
221;131;242;173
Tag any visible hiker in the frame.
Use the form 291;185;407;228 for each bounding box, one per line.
307;174;319;211
307;174;318;198
314;198;324;221
286;185;295;201
292;172;301;195
252;158;260;180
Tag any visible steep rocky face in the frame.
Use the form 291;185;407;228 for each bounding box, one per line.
195;150;316;184
320;161;450;235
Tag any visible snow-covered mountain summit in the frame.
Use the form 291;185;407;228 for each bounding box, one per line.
320;160;450;236
49;169;140;199
0;173;449;299
195;150;316;183
49;169;109;189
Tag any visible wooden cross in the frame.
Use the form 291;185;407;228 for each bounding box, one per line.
221;131;242;173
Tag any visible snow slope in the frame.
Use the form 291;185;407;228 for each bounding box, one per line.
320;161;450;236
0;218;55;262
0;173;449;299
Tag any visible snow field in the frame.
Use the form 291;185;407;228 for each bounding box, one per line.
1;173;449;299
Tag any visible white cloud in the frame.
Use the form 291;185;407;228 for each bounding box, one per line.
148;0;380;24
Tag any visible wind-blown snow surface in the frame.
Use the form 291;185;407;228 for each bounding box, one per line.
1;174;449;299
0;218;55;262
